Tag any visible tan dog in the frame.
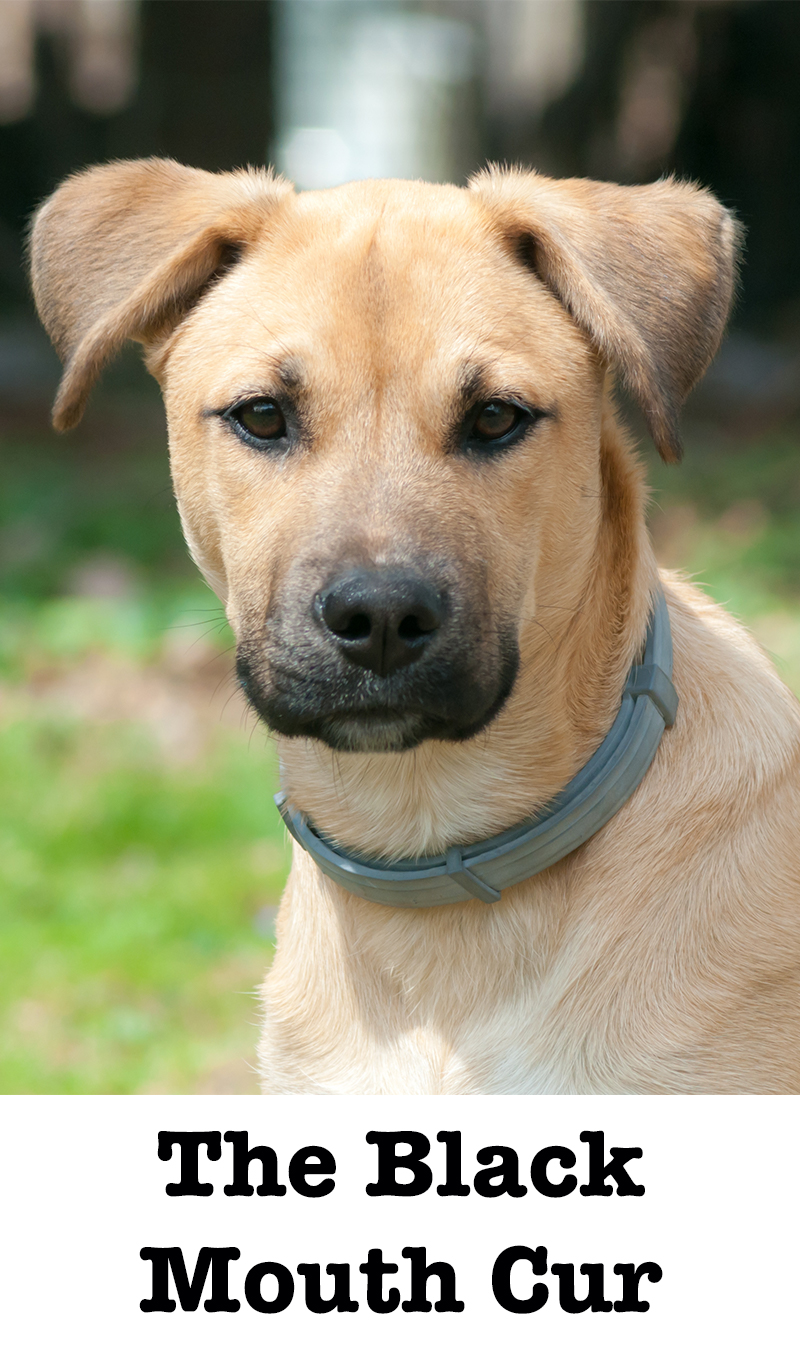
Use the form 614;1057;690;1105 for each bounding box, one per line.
31;159;800;1093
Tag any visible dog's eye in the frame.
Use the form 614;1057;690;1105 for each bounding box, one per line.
230;398;286;443
472;401;521;442
462;400;540;454
459;397;549;457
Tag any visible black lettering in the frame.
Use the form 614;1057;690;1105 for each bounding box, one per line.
474;1146;527;1198
223;1131;286;1197
244;1262;295;1314
140;1246;239;1312
401;1247;464;1313
613;1262;662;1312
359;1248;400;1313
365;1131;432;1197
158;1131;221;1196
492;1246;548;1314
580;1131;644;1197
530;1146;577;1198
288;1145;336;1198
436;1131;470;1197
551;1263;612;1313
297;1263;358;1313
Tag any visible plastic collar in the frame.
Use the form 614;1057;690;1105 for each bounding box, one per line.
275;587;678;908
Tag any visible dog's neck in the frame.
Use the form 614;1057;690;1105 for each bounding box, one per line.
276;414;658;861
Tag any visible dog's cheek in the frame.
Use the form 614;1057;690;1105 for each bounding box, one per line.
169;453;231;604
182;513;229;604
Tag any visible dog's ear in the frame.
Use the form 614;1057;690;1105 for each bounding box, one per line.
30;157;292;431
470;167;740;463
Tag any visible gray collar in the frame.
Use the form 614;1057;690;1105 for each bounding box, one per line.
275;586;678;909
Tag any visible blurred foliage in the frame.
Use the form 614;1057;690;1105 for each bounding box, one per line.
649;427;800;694
1;404;184;601
0;399;290;1093
651;429;800;593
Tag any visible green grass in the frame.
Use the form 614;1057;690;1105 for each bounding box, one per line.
0;401;291;1092
649;427;800;693
0;710;289;1092
1;400;800;1092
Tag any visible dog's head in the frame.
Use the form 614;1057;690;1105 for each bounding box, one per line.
30;160;738;753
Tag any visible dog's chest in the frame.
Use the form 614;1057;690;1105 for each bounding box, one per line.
259;925;628;1096
258;851;669;1094
257;1002;614;1096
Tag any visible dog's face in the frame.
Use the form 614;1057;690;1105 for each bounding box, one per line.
30;160;737;754
161;182;602;751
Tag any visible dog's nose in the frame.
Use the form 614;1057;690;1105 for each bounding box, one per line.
316;570;447;676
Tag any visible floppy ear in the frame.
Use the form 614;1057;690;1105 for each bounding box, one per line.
470;167;740;463
29;157;292;431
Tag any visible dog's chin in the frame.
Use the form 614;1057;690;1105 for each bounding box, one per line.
237;638;520;752
312;681;520;751
267;702;511;752
243;679;519;752
316;712;429;753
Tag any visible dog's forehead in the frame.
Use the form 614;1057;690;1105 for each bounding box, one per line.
283;177;499;268
174;177;590;406
243;179;522;322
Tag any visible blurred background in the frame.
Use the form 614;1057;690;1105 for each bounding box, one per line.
1;0;799;1093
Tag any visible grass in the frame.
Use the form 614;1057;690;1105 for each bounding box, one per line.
0;710;289;1092
1;394;799;1092
649;424;800;693
0;398;291;1092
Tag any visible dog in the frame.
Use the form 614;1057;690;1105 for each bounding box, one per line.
30;158;800;1093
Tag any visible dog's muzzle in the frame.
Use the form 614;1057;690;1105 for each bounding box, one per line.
235;561;519;752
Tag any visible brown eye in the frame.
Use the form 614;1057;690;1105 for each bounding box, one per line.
231;398;286;442
472;400;521;442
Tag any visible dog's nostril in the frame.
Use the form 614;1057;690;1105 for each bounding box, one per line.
397;612;435;641
318;592;373;640
336;611;371;641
